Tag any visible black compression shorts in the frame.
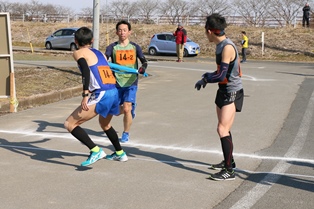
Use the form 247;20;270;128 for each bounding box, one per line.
215;89;244;112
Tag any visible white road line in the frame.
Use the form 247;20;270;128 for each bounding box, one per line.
149;64;276;81
0;144;313;180
230;89;314;209
0;129;313;165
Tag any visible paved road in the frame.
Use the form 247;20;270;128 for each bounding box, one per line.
1;59;314;209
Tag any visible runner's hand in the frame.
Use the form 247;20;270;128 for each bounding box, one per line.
81;97;89;111
195;79;207;90
138;67;146;74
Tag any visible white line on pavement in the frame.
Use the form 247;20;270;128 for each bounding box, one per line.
149;64;276;81
0;129;313;165
0;143;313;181
229;89;314;209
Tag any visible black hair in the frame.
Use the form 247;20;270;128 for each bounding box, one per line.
205;13;227;36
116;20;131;31
75;27;93;46
242;31;246;35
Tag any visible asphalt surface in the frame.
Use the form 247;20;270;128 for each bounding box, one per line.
0;57;314;209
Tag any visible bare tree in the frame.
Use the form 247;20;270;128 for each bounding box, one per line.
0;0;12;12
9;2;24;15
234;0;271;26
158;0;190;24
109;0;137;20
25;0;43;16
267;0;304;26
80;7;93;16
198;0;232;16
135;0;159;23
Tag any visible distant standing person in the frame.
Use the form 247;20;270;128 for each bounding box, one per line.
64;27;127;166
173;23;187;62
241;31;248;63
195;13;244;181
302;3;311;27
105;20;148;143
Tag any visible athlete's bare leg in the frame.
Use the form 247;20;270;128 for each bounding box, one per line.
216;103;236;137
64;104;97;132
122;101;132;133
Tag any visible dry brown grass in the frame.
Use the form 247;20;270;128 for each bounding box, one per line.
15;67;81;98
1;21;313;115
11;21;314;62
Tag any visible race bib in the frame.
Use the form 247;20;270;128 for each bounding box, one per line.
115;50;136;66
98;66;116;84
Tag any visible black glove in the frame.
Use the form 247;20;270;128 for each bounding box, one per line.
195;78;207;90
138;67;146;74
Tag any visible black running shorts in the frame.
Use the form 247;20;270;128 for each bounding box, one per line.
215;89;244;112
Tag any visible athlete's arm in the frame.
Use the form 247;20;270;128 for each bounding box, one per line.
135;44;148;74
203;45;235;83
73;51;90;111
77;58;90;91
203;63;228;83
105;44;113;61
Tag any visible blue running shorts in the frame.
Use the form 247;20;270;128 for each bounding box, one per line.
118;85;137;105
88;88;120;118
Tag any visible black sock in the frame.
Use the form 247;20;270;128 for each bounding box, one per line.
105;126;122;151
229;131;235;162
220;135;233;171
71;126;96;150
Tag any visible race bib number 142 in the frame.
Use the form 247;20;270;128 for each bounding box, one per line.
116;50;136;66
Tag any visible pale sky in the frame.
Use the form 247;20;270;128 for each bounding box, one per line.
11;0;104;13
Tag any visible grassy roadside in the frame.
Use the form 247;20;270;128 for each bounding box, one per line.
1;40;313;116
13;50;73;61
1;52;81;115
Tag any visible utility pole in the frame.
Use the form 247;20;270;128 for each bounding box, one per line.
92;0;100;49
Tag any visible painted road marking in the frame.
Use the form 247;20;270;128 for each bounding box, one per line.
149;63;276;81
0;129;313;165
0;143;313;181
229;89;314;209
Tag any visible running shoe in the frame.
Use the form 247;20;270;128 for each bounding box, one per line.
105;151;128;162
209;169;235;181
120;132;129;143
81;148;106;166
208;160;236;170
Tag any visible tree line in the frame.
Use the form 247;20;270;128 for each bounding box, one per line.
1;0;313;26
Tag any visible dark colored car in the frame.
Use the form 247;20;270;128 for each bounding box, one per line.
45;27;78;51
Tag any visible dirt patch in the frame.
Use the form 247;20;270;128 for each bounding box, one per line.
0;66;81;115
15;67;81;98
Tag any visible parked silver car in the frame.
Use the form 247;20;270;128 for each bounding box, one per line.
148;32;200;57
45;28;78;51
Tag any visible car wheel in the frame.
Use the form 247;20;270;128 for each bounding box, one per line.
70;43;77;51
183;49;188;57
149;47;157;55
45;42;52;50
